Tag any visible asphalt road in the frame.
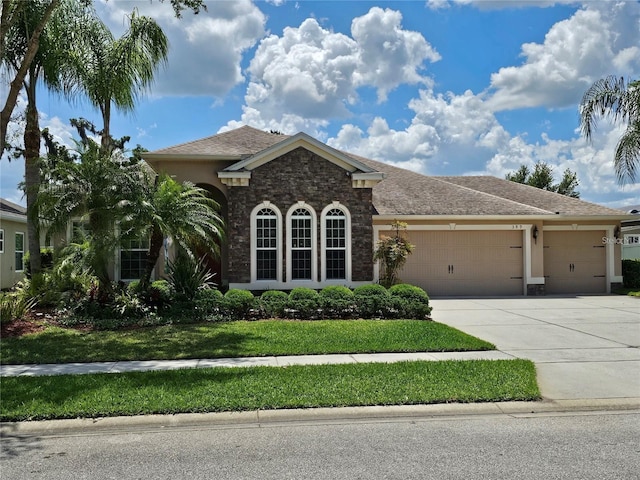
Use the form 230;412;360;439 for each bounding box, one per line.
2;410;638;480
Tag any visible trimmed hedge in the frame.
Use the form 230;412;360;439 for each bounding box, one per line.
319;286;355;319
287;287;320;319
260;290;289;318
622;259;640;288
353;284;391;318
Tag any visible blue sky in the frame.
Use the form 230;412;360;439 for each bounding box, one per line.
2;0;639;208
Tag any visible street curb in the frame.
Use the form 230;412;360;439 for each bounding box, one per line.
2;398;639;436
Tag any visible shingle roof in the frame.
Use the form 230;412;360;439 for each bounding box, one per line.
148;125;289;157
0;198;26;215
146;126;627;218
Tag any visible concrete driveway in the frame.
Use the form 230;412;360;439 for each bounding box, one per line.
430;295;640;402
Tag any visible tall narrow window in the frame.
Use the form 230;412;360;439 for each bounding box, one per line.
15;232;24;272
256;208;278;280
120;235;150;280
325;208;346;279
0;229;4;253
290;208;312;279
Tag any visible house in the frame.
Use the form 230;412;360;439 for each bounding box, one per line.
141;125;631;296
0;198;27;290
621;207;640;260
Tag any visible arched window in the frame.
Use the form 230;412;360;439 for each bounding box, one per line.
321;203;351;282
286;203;317;282
251;203;282;282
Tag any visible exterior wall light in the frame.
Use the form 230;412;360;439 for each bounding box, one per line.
532;225;539;244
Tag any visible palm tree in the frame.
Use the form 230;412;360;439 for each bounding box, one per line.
130;174;225;291
3;0;100;276
580;76;640;184
38;140;144;296
65;8;168;153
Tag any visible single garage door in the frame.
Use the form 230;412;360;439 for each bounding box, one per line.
543;230;606;294
390;230;524;297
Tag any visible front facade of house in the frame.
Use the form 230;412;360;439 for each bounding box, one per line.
143;126;632;297
0;199;27;290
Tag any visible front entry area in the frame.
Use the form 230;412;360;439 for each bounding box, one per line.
396;230;524;297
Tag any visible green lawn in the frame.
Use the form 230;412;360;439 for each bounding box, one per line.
0;320;494;365
0;359;539;421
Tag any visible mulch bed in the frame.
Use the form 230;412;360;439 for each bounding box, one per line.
1;309;58;338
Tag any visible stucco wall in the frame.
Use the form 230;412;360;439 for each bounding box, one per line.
0;218;27;289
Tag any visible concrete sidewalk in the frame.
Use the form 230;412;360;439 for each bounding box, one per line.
0;350;513;377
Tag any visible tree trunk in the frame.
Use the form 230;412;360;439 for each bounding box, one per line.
24;75;41;277
140;226;164;290
100;103;111;154
0;0;60;153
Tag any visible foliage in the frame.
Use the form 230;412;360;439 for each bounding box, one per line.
23;247;54;277
223;289;256;319
287;287;320;319
388;284;432;319
318;286;355;319
505;162;580;198
580;76;640;184
193;288;225;322
259;290;289;318
353;284;391;318
130;173;224;290
374;221;414;288
622;259;640;288
0;286;36;324
167;250;215;301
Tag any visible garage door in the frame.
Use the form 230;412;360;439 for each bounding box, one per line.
389;230;524;297
543;231;606;294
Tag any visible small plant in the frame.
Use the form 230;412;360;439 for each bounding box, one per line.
353;284;391;318
168;250;215;301
389;283;432;319
374;220;414;288
259;290;289;318
194;288;225;321
622;259;640;288
223;289;256;319
0;288;36;324
287;287;320;319
319;286;355;318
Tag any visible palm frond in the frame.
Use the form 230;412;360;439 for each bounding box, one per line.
614;120;640;184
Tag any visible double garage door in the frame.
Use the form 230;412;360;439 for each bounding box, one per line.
395;230;524;297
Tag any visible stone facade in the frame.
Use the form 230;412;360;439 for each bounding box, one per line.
227;147;374;285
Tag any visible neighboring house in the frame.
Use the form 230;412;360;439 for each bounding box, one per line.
141;125;631;296
0;198;27;290
621;206;640;260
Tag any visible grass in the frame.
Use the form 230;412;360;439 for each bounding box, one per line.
614;288;640;297
0;320;494;365
0;359;539;421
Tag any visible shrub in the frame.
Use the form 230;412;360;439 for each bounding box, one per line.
389;283;432;319
23;247;54;277
319;286;355;318
259;290;289;318
287;287;320;319
168;252;215;301
353;284;391;318
622;259;640;288
223;289;256;319
374;221;414;288
193;288;225;321
0;288;36;324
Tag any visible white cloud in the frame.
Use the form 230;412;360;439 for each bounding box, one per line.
487;2;640;111
97;0;266;97
227;7;439;133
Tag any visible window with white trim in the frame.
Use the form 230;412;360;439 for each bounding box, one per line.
290;208;313;280
255;207;279;280
0;229;4;253
324;208;346;279
15;232;24;272
120;235;150;280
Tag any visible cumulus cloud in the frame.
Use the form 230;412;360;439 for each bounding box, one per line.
486;2;640;111
97;0;266;97
227;7;439;133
